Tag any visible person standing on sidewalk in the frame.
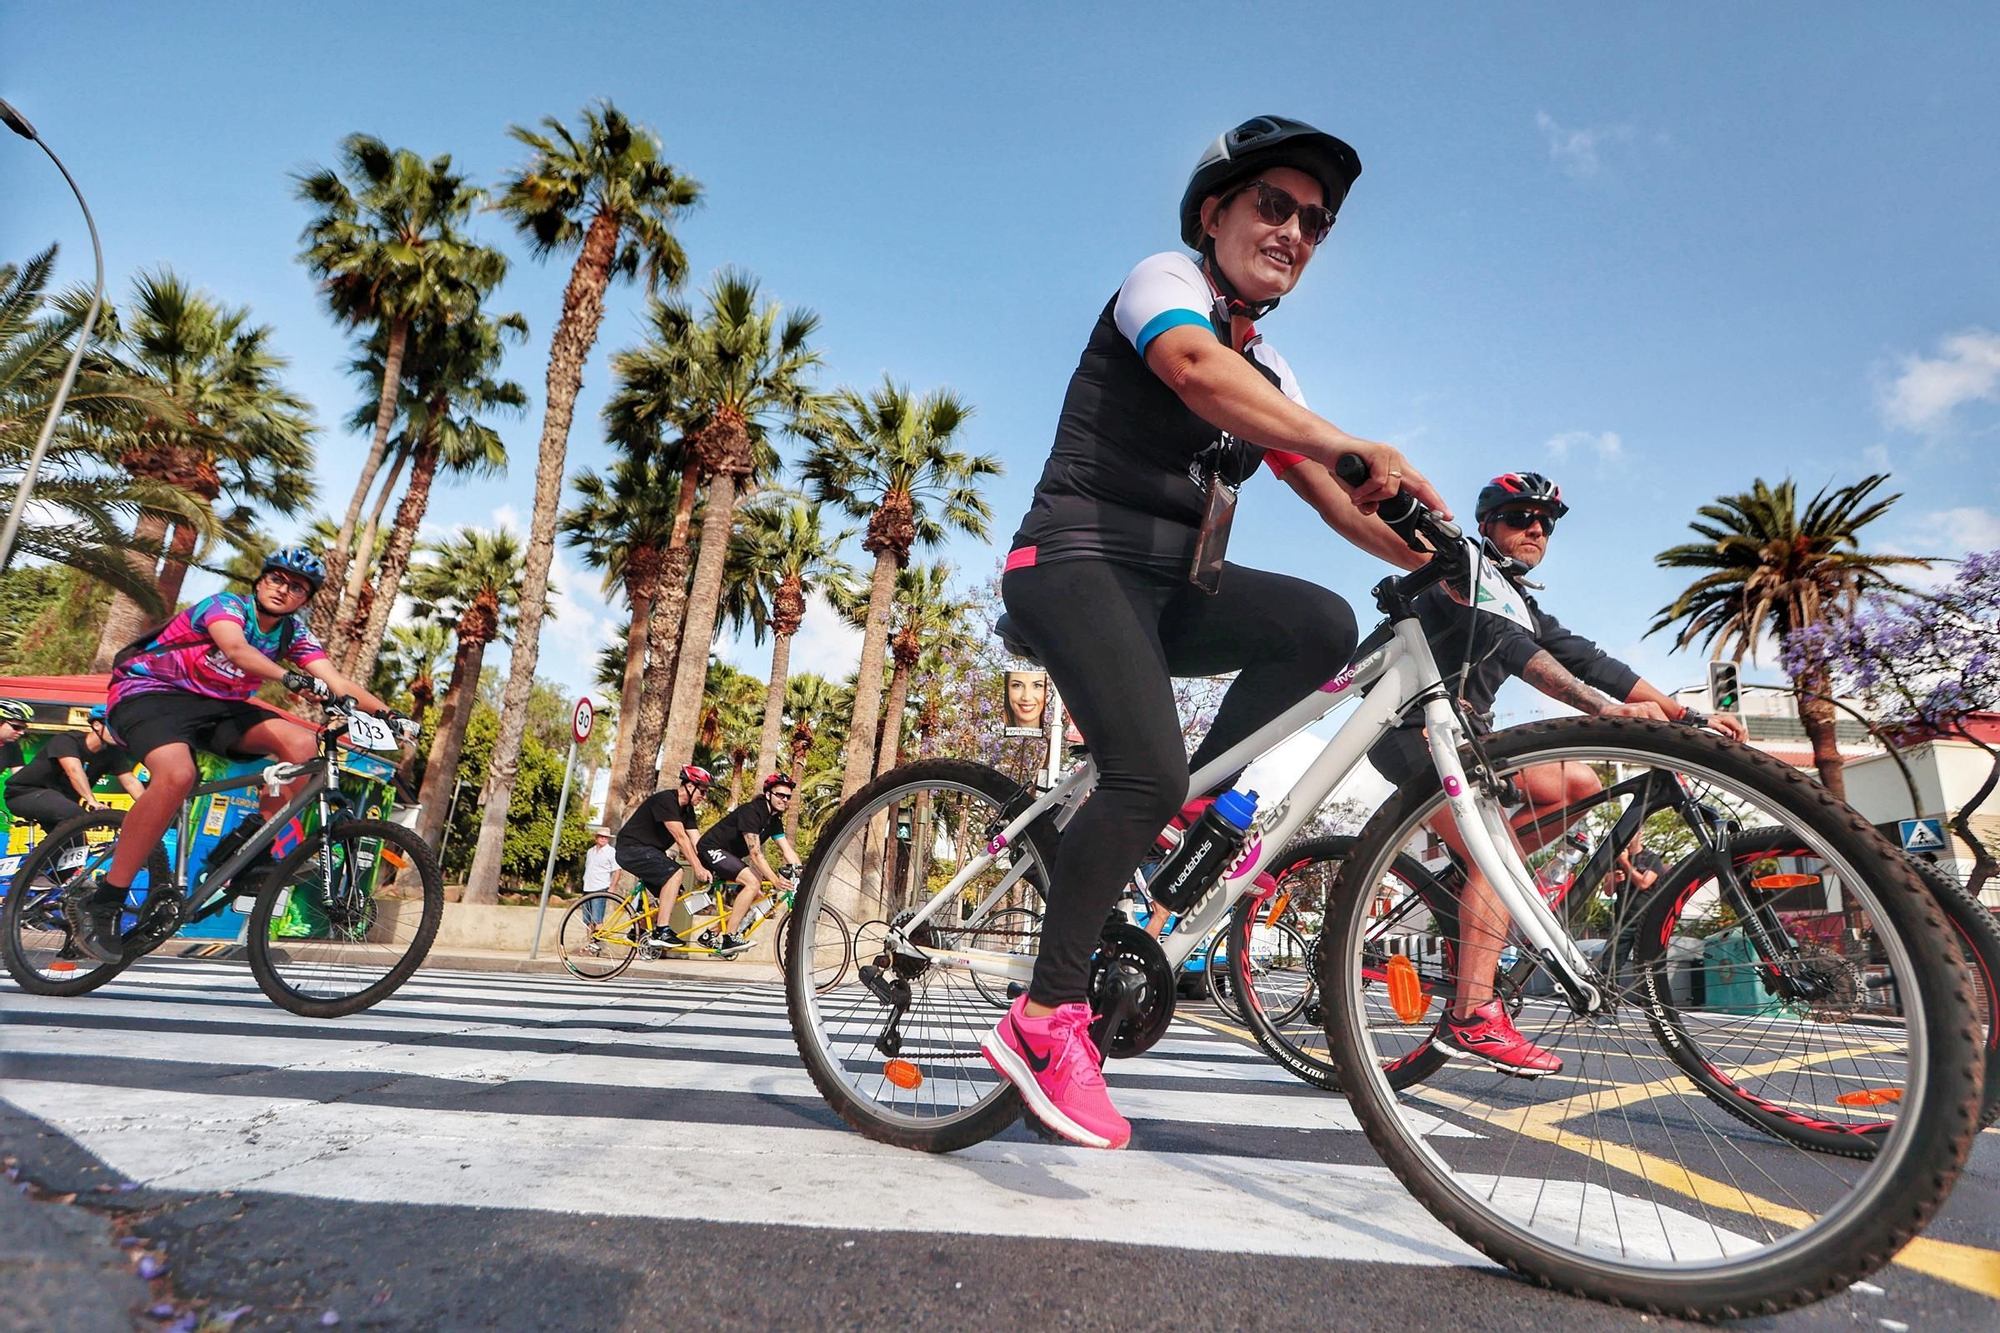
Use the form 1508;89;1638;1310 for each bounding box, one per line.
580;826;618;926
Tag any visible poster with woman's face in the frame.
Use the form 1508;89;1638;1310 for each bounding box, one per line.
1003;670;1048;736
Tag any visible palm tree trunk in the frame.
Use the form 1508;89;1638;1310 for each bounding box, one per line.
463;211;621;905
154;519;201;611
661;471;740;773
786;730;811;839
876;658;912;778
841;548;900;797
621;460;701;805
755;632;794;781
345;441;440;686
600;566;658;824
91;509;171;671
318;316;410;640
414;631;487;850
1794;661;1847;800
328;447;409;669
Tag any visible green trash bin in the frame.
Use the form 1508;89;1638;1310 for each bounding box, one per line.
1700;928;1782;1015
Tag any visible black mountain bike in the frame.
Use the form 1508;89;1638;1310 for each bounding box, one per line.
1;696;442;1017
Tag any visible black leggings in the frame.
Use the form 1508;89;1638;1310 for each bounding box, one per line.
1002;558;1357;1006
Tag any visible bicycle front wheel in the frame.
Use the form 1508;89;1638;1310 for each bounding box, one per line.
1;811;165;996
559;892;643;980
777;902;852;993
247;818;443;1017
1321;716;1981;1318
786;758;1057;1153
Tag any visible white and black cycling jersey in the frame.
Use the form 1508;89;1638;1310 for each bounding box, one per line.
1009;252;1309;574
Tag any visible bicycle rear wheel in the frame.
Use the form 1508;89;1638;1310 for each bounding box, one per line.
1322;716;1981;1318
1211;915;1311;1026
786;758;1057;1153
247;818;443;1017
559;893;643;980
777;902;852;993
960;905;1041;1009
1;812;166;996
1905;854;2000;1128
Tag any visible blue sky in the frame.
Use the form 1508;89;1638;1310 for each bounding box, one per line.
5;2;1997;728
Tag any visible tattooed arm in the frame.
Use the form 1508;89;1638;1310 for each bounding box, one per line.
1520;650;1670;720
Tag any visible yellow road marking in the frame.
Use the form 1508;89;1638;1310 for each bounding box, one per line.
1174;1009;1258;1043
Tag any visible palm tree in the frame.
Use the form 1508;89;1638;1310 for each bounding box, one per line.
691;663;765;805
722;496;854;782
295;134;499;635
0;248;204;605
373;620;453;720
405;527;527;851
875;562;976;776
656;271;834;779
90;269;317;667
805;377;998;795
1649;475;1931;798
340;307;525;683
462;102;701;906
560;448;685;822
782;673;844;839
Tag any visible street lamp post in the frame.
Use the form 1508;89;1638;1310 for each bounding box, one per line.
0;98;106;574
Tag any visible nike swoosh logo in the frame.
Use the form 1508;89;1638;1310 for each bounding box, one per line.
1009;1016;1052;1073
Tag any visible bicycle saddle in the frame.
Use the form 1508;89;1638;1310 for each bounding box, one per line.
993;613;1041;666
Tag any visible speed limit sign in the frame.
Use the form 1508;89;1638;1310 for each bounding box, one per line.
572;697;594;745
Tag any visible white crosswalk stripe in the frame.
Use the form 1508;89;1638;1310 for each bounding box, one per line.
0;960;1739;1268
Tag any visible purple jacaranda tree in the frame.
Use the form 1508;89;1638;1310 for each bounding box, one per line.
1785;550;2000;894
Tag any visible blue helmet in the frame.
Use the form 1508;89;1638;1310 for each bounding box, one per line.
261;546;326;595
87;704;107;723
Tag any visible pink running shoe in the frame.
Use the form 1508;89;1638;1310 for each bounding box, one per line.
982;995;1132;1149
1432;1000;1564;1078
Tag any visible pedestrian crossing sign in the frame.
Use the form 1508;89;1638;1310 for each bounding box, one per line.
1898;817;1947;852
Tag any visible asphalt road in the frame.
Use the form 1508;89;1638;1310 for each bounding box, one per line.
1;961;1994;1332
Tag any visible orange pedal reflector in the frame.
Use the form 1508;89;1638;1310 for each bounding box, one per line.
380;846;410;870
883;1059;923;1090
1751;873;1820;890
1385;954;1431;1024
1835;1087;1903;1107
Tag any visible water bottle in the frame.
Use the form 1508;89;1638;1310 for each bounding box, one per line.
1149;790;1258;914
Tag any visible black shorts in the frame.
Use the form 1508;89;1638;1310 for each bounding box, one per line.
109;694;281;766
5;786;89;831
698;846;749;880
614;842;682;891
1368;725;1430;789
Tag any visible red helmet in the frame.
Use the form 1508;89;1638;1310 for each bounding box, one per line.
763;771;797;792
679;764;715;789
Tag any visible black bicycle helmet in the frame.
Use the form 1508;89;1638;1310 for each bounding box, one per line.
1475;471;1570;523
1178;115;1362;250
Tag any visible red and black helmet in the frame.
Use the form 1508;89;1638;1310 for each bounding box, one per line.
679;764;715;789
763;772;797;793
1476;472;1570;523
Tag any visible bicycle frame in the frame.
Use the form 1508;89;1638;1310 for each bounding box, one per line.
163;761;339;919
883;571;1608;1013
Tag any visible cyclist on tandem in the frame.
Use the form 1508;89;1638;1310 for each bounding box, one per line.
64;548;404;963
611;763;716;947
694;773;803;956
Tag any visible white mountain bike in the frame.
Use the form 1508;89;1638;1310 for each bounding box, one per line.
782;460;1981;1319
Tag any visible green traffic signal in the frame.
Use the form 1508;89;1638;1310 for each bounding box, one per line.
1708;661;1742;713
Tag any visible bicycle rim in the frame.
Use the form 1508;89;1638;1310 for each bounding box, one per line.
1;812;157;995
1323;718;1980;1316
787;760;1053;1152
559;894;641;980
248;819;442;1017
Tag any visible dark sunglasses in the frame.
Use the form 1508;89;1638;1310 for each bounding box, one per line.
1492;508;1559;535
1236;180;1336;245
768;789;795;802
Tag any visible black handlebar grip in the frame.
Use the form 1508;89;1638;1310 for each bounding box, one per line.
1333;453;1371;489
1336;452;1426;544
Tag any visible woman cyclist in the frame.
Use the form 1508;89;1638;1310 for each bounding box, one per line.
982;116;1447;1150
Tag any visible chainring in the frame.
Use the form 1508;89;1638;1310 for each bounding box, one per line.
1088;921;1176;1058
121;891;186;958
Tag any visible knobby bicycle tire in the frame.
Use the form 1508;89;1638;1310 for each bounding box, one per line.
1320;716;1982;1319
246;818;443;1018
1905;854;2000;1128
1;810;169;997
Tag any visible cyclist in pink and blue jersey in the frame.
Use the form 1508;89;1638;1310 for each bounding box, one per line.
65;547;399;961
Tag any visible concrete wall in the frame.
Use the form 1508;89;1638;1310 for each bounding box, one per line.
380;898;779;963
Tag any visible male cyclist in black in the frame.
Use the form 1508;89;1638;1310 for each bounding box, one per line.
0;698;33;778
696;773;802;955
1366;471;1748;1076
613;763;715;947
1;704;144;832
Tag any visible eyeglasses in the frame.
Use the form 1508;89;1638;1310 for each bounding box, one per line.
262;572;314;598
1491;508;1559;535
1234;180;1336;245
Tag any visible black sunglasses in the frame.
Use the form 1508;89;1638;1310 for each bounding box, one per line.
768;789;795;801
1233;180;1336;245
1492;508;1559;535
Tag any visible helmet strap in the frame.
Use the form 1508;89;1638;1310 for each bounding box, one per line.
1199;242;1280;324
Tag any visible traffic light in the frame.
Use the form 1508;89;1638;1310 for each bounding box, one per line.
1708;660;1742;715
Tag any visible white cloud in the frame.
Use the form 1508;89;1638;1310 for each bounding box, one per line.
1928;506;2000;555
715;588;863;684
1879;327;2000;432
491;504;523;537
1545;429;1624;462
1861;442;1892;474
1535;111;1635;179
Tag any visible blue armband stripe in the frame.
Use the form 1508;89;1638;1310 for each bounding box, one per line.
1133;308;1212;357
